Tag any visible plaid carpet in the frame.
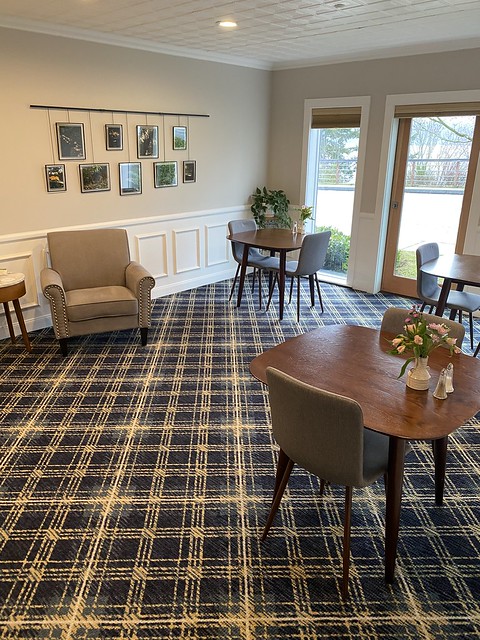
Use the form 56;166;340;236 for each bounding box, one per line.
0;279;479;639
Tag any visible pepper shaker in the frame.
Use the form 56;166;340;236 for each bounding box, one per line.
433;368;448;400
445;363;454;393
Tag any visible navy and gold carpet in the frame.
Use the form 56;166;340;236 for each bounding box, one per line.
0;280;479;639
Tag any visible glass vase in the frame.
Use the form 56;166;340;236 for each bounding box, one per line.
406;356;431;390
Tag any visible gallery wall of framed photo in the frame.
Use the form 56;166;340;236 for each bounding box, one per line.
41;106;203;196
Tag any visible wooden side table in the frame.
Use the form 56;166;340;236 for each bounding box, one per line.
0;273;32;352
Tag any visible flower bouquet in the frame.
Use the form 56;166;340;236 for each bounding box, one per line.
388;306;462;379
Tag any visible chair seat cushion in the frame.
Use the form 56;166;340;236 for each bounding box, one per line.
66;286;138;322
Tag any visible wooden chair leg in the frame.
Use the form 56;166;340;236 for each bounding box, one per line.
469;312;474;350
257;270;263;309
474;341;480;357
229;264;241;301
262;453;294;541
314;273;324;313
320;479;326;495
296;277;301;322
266;273;278;312
308;274;315;307
140;327;148;346
342;486;353;600
288;277;294;304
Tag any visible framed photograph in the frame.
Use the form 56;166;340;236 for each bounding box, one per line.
173;126;187;150
45;164;66;192
105;124;123;150
154;161;178;188
183;160;196;183
119;162;142;195
56;123;85;160
137;125;159;159
79;163;110;193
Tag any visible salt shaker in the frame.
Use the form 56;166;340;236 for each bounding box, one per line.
433;368;448;400
445;363;454;393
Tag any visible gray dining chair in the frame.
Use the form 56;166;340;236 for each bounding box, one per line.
266;230;331;321
381;306;466;349
416;243;480;349
263;366;392;599
228;219;279;308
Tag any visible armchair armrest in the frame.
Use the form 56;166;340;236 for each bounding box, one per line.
40;268;69;338
125;261;155;327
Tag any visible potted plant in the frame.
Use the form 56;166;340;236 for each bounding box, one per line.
295;205;313;233
250;187;291;229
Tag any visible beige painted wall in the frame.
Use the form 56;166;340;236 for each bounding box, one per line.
0;28;271;236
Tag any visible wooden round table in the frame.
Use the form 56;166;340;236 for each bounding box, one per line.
0;273;32;351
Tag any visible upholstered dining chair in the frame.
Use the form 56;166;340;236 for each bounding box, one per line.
266;230;331;321
380;306;466;349
416;242;480;349
228;219;279;308
263;366;393;599
41;228;155;356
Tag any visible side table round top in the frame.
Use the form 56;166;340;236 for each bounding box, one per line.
0;273;25;288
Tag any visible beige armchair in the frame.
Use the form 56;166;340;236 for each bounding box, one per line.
41;228;155;356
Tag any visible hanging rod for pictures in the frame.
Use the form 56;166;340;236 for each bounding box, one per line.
30;104;210;118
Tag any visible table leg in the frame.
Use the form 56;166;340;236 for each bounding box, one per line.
432;436;448;506
385;436;406;583
279;250;286;321
236;244;250;308
435;279;451;317
3;301;16;343
12;299;32;352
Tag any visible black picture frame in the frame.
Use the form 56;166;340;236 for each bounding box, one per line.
154;161;178;188
45;164;66;192
105;124;123;150
173;126;187;150
79;163;110;193
56;123;86;160
183;160;196;183
137;125;159;159
119;162;142;195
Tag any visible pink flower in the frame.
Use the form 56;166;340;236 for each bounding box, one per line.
392;337;403;346
413;335;423;345
405;324;415;333
397;344;406;353
446;337;457;346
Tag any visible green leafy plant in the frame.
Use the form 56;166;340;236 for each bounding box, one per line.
250;187;291;229
296;205;313;222
316;225;350;273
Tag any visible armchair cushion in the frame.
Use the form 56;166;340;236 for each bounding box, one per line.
66;286;138;322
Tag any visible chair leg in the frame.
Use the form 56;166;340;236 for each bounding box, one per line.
288;277;294;304
320;479;326;495
296;276;301;322
257;270;263;309
474;341;480;358
59;338;68;357
342;486;353;600
262;452;295;541
314;273;324;313
266;273;278;312
228;264;241;301
469;312;474;350
140;327;148;346
309;275;315;307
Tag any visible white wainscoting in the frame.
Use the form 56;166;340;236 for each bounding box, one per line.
0;206;248;341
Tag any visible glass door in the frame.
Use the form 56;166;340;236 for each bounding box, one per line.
382;114;480;297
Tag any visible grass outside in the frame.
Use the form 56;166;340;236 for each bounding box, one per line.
395;249;417;279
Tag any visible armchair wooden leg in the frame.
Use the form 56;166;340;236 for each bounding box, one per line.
59;338;68;357
140;327;148;346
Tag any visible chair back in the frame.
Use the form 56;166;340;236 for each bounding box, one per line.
381;307;465;348
266;367;367;487
228;219;257;264
416;242;440;301
47;229;130;291
295;231;331;276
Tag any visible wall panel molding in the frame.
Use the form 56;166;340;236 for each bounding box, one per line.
0;206;249;340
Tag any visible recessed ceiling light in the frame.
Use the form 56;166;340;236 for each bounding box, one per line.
217;20;238;28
